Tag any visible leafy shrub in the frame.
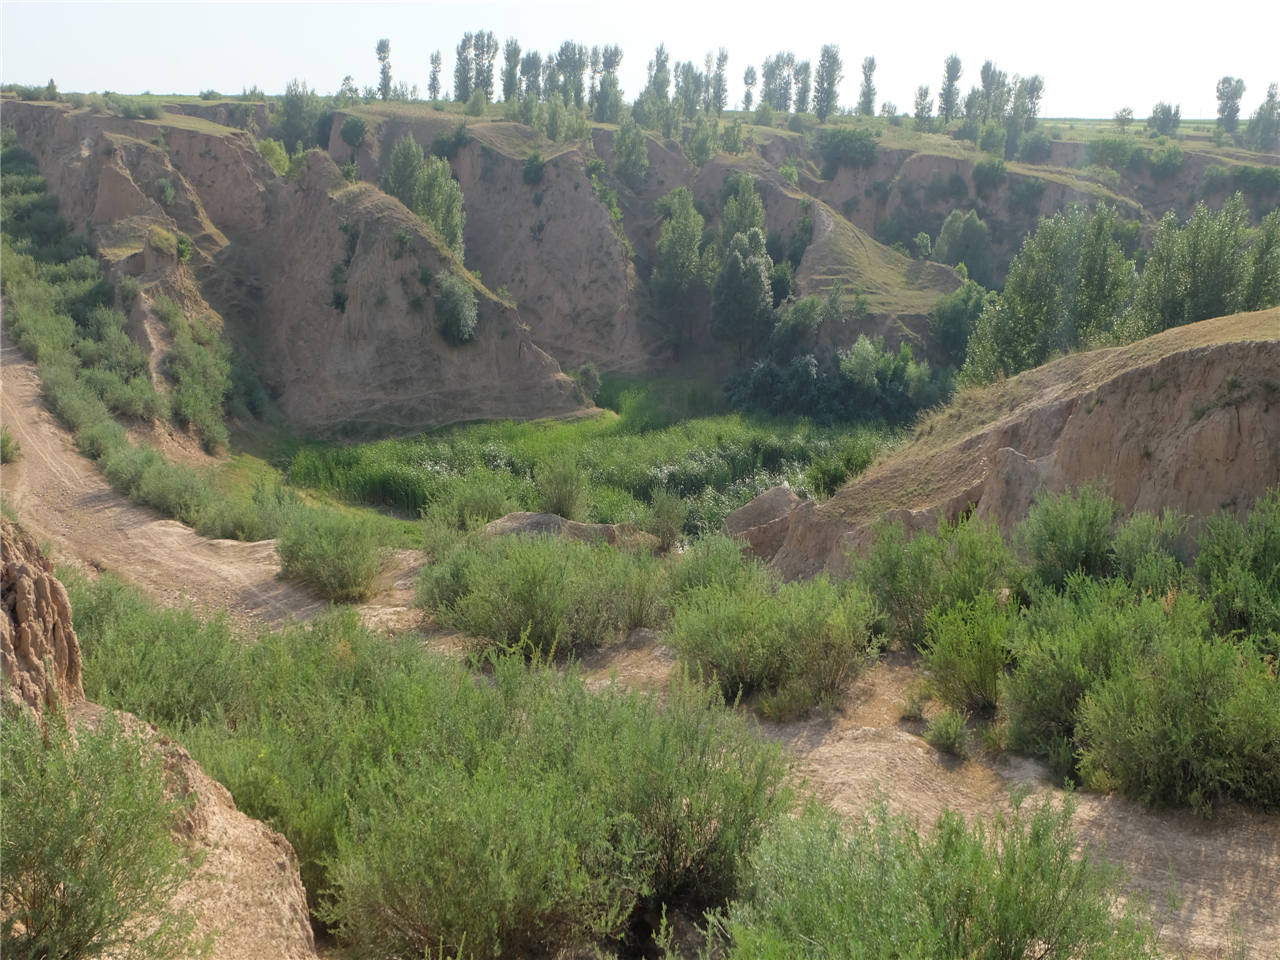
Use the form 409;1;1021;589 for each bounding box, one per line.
435;271;478;344
423;534;667;658
647;486;688;551
72;573;791;956
668;572;879;718
924;707;970;757
724;796;1159;959
819;127;876;176
536;458;588;520
1148;141;1183;179
0;425;20;463
922;592;1011;713
276;509;387;602
1086;136;1137;171
256;137;289;175
670;533;752;596
1194;488;1280;645
1202;163;1230;194
852;514;1020;646
972;157;1006;195
1017;485;1118;590
1112;508;1188;595
1;707;204;960
155;177;175;205
1018;131;1052;163
1078;622;1280;813
522;151;545;185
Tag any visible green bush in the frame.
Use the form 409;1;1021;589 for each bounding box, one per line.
423;534;667;658
668;572;879;718
647;486;688;551
276;509;387;602
924;707;970;757
1148;141;1183;179
1194;488;1280;644
256;138;289;175
972;157;1006;195
522;151;545;185
536;457;588;520
0;425;20;463
922;592;1012;713
1078;619;1280;813
1017;485;1118;590
819;126;876;176
435;271;478;345
670;533;753;596
852;514;1020;646
1112;508;1188;596
1;707;205;960
724;795;1159;959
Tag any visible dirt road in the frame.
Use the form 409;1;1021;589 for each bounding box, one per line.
1;331;329;629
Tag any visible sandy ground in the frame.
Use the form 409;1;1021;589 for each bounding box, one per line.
5;328;1278;959
1;330;421;633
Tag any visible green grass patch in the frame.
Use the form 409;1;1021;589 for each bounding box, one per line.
1;425;21;463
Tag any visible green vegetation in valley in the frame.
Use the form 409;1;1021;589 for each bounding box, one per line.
0;425;20;463
68;571;791;957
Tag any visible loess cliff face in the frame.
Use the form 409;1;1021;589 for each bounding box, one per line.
739;309;1280;580
4;101;584;434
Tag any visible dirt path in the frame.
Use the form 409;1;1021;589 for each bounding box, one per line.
0;331;418;632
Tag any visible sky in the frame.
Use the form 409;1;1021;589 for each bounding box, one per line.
2;0;1276;120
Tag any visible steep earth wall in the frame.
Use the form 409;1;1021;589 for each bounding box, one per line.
738;309;1280;579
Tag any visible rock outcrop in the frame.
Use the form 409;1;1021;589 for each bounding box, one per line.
721;485;803;561
1;517;84;712
745;309;1280;579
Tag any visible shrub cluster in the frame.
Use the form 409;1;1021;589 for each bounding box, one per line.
723;795;1159;959
70;574;791;959
857;486;1280;813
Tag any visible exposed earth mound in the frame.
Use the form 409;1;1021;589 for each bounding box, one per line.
485;511;660;551
0;520;319;960
737;308;1280;578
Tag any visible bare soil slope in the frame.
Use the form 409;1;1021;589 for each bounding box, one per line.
761;309;1280;579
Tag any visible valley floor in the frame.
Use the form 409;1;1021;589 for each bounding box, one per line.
3;326;1279;959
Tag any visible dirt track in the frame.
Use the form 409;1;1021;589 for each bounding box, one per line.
4;329;1278;959
0;331;423;631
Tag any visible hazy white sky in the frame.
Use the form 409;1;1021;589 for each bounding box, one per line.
2;0;1275;120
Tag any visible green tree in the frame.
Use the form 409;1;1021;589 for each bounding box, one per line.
1245;82;1279;152
340;115;367;160
454;32;474;102
710;48;729;116
814;46;843;122
743;65;757;111
501;38;521;102
934;209;994;287
1147;101;1181;136
913;85;933;131
380;135;466;257
595;72;623;123
687;115;719;166
1127;194;1253;337
931;279;991;367
793;60;811;114
1241;211;1280;311
720;173;765;250
2;709;204;960
613;116;648;189
857;56;876;117
939;54;961;124
428;51;442;102
278;78;320;155
1216;77;1246;135
471;31;497;102
436;272;478;344
652;186;707;344
520;50;543;100
965;204;1137;381
376;38;391;102
713;227;774;356
1113;106;1134;132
